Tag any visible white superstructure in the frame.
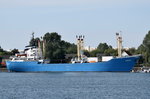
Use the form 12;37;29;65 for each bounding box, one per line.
11;46;43;61
25;46;42;60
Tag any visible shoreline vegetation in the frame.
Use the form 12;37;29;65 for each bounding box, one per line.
1;31;150;67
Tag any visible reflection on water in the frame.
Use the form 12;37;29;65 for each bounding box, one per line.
0;72;149;99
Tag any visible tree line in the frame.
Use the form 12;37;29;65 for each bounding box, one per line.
1;31;150;65
0;47;19;56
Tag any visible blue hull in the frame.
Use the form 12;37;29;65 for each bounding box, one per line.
6;56;140;72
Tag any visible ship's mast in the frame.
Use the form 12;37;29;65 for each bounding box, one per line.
76;35;84;61
116;33;123;57
38;38;43;59
42;38;46;59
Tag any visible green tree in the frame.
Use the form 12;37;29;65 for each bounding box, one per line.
137;31;150;64
96;43;116;56
29;32;40;47
104;48;117;56
11;48;19;55
29;37;40;47
44;32;61;43
143;31;150;47
65;43;77;54
43;32;65;62
0;46;4;52
43;32;77;62
97;43;110;53
127;47;137;55
90;49;101;57
88;43;117;57
83;50;90;57
0;46;10;55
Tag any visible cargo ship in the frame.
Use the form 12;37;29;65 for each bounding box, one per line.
6;33;140;72
6;56;140;72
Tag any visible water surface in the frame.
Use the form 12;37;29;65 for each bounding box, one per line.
0;72;149;99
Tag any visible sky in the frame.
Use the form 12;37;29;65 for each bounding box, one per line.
0;0;150;50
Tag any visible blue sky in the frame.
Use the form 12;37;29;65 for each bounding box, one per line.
0;0;150;50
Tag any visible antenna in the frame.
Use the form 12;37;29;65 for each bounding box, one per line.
32;32;34;39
